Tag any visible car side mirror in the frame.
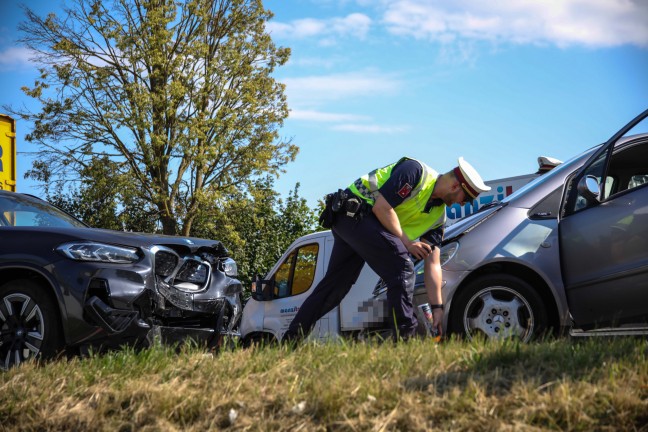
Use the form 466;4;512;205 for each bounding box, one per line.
251;274;274;301
577;175;601;204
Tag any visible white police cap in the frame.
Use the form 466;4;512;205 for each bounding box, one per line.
453;157;490;199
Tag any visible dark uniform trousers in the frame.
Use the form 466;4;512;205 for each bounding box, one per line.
284;210;418;341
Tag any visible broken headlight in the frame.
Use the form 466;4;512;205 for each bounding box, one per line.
221;257;238;277
175;259;210;290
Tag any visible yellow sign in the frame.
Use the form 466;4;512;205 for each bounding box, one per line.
0;114;16;192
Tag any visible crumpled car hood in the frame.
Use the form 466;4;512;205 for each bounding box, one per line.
8;226;228;256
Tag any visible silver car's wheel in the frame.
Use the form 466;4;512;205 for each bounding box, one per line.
450;274;548;342
464;287;535;341
0;280;62;370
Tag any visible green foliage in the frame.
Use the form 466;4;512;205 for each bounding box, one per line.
11;0;296;235
191;177;319;290
44;155;159;232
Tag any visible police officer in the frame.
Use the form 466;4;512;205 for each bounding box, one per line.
283;156;490;342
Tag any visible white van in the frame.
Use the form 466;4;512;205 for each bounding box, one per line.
240;230;386;344
240;157;562;343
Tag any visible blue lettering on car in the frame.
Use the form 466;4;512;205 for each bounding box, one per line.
446;185;513;220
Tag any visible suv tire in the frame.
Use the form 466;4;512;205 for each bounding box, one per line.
0;279;63;369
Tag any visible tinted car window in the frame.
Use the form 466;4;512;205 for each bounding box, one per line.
568;142;648;213
629;175;648;189
606;143;648;197
0;194;85;228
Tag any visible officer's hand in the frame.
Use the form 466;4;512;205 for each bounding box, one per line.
405;240;432;260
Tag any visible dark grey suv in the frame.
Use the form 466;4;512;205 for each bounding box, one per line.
0;192;242;369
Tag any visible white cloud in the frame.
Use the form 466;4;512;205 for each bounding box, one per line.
267;13;372;41
381;0;648;48
288;106;406;135
332;123;408;133
282;71;401;106
282;71;406;133
286;56;342;69
438;40;479;66
276;18;326;38
289;109;371;122
333;13;373;39
0;46;35;70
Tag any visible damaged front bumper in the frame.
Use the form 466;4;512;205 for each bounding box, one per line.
84;293;242;348
78;243;243;350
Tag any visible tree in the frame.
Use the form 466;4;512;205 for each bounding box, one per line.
45;155;159;232
191;177;319;289
12;0;296;235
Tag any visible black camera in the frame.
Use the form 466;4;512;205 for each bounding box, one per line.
345;197;361;216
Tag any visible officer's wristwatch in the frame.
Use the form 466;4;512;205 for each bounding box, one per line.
430;304;444;310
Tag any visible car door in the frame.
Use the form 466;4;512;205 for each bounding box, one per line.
559;109;648;329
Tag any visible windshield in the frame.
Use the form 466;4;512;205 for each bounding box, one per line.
500;147;598;204
0;194;86;228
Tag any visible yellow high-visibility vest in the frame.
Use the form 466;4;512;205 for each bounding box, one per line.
348;157;446;240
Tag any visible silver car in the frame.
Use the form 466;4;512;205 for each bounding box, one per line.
375;110;648;341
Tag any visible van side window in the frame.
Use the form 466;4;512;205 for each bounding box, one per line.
270;243;319;298
292;244;319;295
273;252;295;298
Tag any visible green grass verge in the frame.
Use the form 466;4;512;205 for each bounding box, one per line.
1;337;647;431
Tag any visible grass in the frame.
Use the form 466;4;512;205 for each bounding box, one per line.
1;336;647;431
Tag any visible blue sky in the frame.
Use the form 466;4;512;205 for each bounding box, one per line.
1;0;647;208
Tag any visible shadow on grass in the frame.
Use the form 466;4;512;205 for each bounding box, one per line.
403;335;648;397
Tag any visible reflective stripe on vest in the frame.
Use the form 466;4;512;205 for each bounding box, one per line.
348;157;446;240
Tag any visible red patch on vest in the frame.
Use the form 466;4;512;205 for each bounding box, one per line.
397;183;413;198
